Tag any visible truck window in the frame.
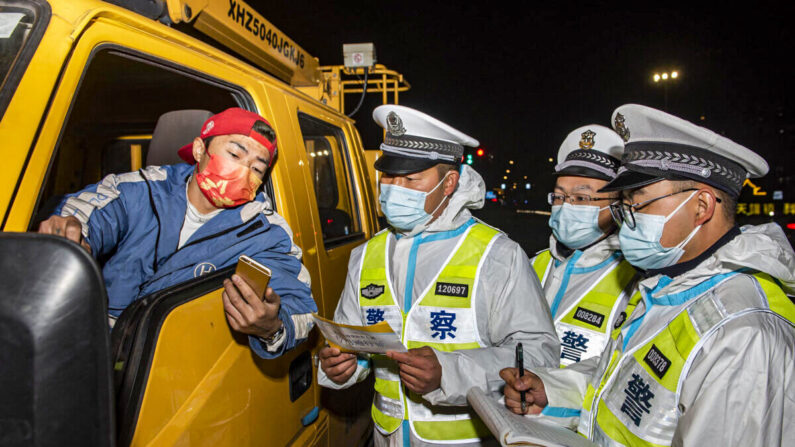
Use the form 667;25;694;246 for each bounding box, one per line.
31;47;255;227
297;113;363;248
0;1;48;119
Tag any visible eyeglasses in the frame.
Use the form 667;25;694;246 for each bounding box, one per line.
608;188;721;229
547;192;619;206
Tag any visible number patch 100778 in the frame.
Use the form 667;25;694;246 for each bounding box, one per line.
434;282;469;298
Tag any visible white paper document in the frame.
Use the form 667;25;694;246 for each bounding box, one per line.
467;387;598;447
312;314;407;354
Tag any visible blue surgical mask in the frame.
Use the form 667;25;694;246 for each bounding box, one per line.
379;174;448;231
549;203;608;250
619;191;701;270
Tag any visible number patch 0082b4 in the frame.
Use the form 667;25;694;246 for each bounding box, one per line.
434;282;469;298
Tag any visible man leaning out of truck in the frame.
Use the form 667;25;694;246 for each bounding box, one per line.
38;108;315;358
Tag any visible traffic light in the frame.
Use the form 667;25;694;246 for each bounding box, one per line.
465;153;473;165
476;148;485;157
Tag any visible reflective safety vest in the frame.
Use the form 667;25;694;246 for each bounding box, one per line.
357;223;499;443
577;272;795;446
532;250;638;366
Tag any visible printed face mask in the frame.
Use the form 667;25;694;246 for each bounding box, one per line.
619;191;700;270
379;173;448;231
196;150;263;208
549;202;608;250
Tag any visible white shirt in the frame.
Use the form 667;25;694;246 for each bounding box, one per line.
178;182;221;248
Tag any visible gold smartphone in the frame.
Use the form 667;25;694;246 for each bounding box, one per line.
234;255;272;300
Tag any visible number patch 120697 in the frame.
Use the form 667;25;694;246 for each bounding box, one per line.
434;282;469;298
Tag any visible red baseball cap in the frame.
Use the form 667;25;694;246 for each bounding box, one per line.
177;107;277;164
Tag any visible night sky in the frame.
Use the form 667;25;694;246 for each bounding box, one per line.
258;2;794;202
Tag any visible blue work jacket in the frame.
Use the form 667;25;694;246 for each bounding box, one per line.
56;163;316;358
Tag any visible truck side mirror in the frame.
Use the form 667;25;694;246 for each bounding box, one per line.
0;233;114;446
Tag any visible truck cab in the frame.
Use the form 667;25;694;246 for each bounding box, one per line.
0;0;405;445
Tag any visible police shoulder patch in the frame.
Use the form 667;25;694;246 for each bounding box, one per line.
361;283;385;299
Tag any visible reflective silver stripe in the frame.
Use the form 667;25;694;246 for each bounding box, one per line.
555;159;618;179
687;294;724;336
380;143;458;162
374;392;403;420
290;313;314;340
593;424;626;447
409;399;476;422
60;166;166;237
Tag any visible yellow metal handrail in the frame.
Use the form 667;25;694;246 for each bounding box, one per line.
305;64;410;115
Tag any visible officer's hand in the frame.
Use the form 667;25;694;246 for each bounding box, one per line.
318;346;357;385
387;346;442;395
222;274;282;339
499;367;547;415
37;215;92;253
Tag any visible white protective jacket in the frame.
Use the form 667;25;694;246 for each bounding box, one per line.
318;165;560;447
530;223;795;446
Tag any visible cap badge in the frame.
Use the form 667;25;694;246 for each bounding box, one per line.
614;113;630;142
386;112;406;137
579;129;596;149
203;120;215;135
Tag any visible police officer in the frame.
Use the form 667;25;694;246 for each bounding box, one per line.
318;105;559;447
533;125;638;371
501;104;794;446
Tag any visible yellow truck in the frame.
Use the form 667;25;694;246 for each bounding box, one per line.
0;0;407;445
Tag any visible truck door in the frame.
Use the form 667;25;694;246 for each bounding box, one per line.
274;94;378;446
0;9;322;447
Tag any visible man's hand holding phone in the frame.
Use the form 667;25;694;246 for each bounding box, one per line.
223;256;283;340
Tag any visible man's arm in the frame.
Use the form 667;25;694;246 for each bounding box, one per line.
241;212;317;359
423;236;561;406
41;170;142;256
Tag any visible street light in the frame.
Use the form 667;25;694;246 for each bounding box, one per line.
652;69;680;110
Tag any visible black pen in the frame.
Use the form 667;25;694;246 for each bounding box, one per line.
515;343;526;413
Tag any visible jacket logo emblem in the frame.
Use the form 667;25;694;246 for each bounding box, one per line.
194;262;216;277
434;282;469;298
644;344;671;378
361;284;385;299
573;307;605;328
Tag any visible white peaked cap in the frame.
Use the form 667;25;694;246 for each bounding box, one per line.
603;104;769;196
555;124;624;181
372;105;478;174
